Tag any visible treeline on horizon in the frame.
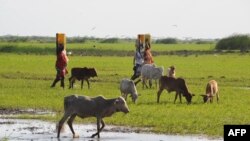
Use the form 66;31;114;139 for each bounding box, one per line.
0;34;250;52
0;35;215;44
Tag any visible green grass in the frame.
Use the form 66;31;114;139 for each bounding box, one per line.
0;42;215;56
0;49;250;138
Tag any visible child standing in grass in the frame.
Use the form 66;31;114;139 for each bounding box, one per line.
167;65;176;78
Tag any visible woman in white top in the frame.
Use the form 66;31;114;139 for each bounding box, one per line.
131;43;144;80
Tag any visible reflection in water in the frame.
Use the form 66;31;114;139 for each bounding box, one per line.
0;119;222;141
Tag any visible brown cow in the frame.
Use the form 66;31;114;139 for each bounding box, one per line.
157;76;195;104
200;80;219;103
57;95;129;138
69;67;97;89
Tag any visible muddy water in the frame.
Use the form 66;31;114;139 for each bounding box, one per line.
0;119;222;141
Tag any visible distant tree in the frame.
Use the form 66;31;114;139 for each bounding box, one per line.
155;38;178;44
215;34;250;52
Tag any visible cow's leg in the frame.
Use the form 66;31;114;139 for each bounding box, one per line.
142;77;145;89
179;93;182;103
99;119;105;132
57;113;70;138
91;117;101;138
145;79;149;88
174;92;178;103
69;77;76;89
142;77;148;89
81;80;84;89
72;78;76;89
86;79;90;89
69;77;72;89
124;93;128;101
149;79;152;88
216;92;219;103
67;114;77;138
157;88;164;103
134;79;141;86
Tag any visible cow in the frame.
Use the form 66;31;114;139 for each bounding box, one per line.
157;76;195;104
57;95;129;138
69;67;97;89
141;64;164;89
120;78;138;103
200;80;219;103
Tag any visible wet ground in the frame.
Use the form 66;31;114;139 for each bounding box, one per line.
0;118;222;141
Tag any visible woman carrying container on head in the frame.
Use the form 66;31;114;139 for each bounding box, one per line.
51;44;69;89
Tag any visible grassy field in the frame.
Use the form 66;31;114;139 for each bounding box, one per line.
0;42;214;55
0;43;250;138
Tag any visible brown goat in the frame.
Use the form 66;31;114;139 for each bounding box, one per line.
157;76;195;104
200;80;219;103
69;67;97;89
57;95;129;138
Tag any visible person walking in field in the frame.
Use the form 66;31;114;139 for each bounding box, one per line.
142;39;154;86
143;39;154;64
51;44;69;89
131;40;144;80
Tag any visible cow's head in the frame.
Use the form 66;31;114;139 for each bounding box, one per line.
89;68;98;77
184;93;195;104
132;94;138;103
200;94;211;103
114;96;129;113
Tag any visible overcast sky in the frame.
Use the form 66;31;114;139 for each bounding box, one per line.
0;0;249;39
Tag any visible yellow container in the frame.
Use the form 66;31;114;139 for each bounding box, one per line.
145;34;151;43
137;34;145;44
56;33;66;50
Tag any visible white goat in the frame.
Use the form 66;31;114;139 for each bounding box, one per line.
120;78;138;103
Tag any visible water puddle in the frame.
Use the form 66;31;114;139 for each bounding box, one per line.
0;118;222;141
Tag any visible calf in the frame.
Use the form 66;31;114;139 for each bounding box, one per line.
157;76;194;104
120;78;138;103
57;95;129;138
69;67;97;89
200;80;219;103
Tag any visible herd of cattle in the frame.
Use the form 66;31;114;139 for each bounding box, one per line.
57;64;219;138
